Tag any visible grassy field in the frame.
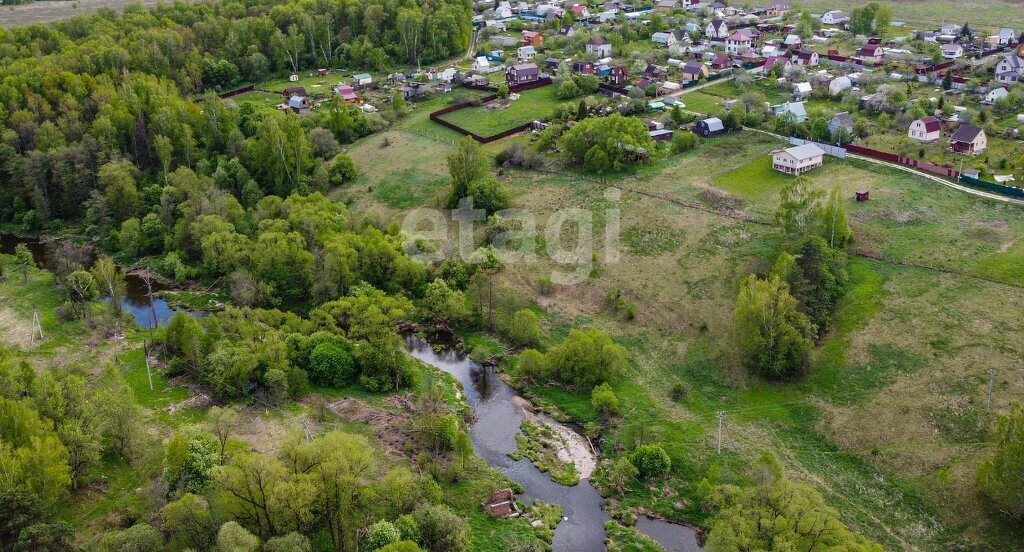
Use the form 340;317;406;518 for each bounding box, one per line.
796;0;1024;29
437;85;585;137
337;106;1024;549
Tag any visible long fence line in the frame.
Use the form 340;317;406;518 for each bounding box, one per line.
429;78;554;143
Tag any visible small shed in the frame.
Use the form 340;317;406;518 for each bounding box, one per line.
855;189;869;201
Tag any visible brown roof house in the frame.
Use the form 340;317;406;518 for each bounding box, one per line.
908;116;941;142
950;124;987;154
506;63;540;85
681;61;710;81
856;43;884;64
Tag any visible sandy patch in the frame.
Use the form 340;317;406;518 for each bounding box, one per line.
0;307;34;349
513;396;597;479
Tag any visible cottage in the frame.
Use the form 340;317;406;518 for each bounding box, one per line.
995;28;1016;45
352;73;373;86
941;43;964;59
950;124;987;154
573;60;596;74
571;4;590;17
655;0;679;10
828;76;852;96
772;101;808;122
706;19;729;39
793;50;820;66
784;34;802;49
506;63;539;85
821;10;847;25
724;30;754;54
829;112;854;138
761;55;791;75
645;64;668;79
695;117;725;137
711;54;733;69
559;25;576;37
908;115;941;142
586;37;613;57
286;95;311;114
472;56;492;73
650;129;675;142
608;65;629;85
763;0;791;16
335;85;359;103
282;86;307;99
856;43;884;64
994;51;1024;85
772;143;825;174
652;31;677;47
984;86;1009;105
518;45;537;61
677;61;708;82
792;81;812;99
521;31;544;48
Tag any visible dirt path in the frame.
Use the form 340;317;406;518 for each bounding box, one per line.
513;396;597;479
0;0;201;28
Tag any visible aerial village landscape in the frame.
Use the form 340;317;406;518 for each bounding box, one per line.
0;0;1023;550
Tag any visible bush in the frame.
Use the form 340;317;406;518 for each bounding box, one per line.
330;153;359;186
536;276;554;295
412;504;469;552
670;131;699;153
630;444;671;479
591;382;618;419
506;309;542;347
364;520;402;551
308;341;357;387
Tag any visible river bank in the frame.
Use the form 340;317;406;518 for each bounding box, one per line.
404;330;703;552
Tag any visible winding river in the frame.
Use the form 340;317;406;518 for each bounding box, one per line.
3;230;702;550
404;334;702;552
1;232;200;328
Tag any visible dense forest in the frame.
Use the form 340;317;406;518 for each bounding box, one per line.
0;0;471;228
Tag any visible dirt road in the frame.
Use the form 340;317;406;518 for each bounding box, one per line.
0;0;197;28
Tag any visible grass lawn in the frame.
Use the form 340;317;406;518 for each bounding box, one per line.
437;85;584;137
796;0;1024;29
712;155;795;197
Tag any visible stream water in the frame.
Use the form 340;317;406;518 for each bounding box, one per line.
1;232;200;328
404;334;702;552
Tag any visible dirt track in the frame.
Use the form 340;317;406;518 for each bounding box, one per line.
0;0;198;28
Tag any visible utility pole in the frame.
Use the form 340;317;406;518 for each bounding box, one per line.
716;411;725;454
29;309;43;345
987;368;995;413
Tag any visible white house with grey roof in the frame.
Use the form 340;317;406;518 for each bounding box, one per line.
772;143;825;174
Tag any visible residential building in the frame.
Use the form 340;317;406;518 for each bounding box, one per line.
995;28;1016;45
652;31;678;47
518;45;537;61
784;34;802;49
609;66;629;84
856;43;884;64
571;4;590;17
711;55;732;69
828;112;854;138
695;117;725;137
908;115;941;142
681;61;710;81
793;50;819;66
821;10;847;25
772;143;825;174
352;73;372;86
586;37;613;57
984;86;1009;104
941;43;964;59
521;31;543;47
573;60;596;74
792;81;812;99
706;19;729;39
724;30;754;54
286;95;311;114
995;52;1024;84
472;56;492;72
772;101;808;122
505;63;539;85
559;25;576;37
950;124;987;153
761;55;791;75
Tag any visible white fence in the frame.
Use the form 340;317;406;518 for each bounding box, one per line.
789;137;846;159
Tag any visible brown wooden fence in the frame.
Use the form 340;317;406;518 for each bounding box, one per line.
430;79;554;143
219;85;255;99
844;143;960;178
